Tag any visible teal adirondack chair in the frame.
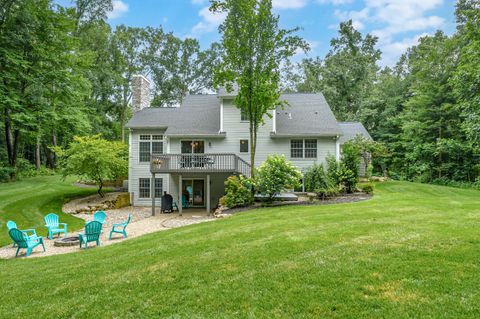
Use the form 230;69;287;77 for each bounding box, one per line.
109;214;132;239
6;220;38;247
93;211;107;225
79;221;102;249
44;213;67;239
9;228;46;257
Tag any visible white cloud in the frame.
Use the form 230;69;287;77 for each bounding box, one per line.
273;0;309;9
331;0;444;66
107;0;128;20
191;6;227;35
379;33;429;66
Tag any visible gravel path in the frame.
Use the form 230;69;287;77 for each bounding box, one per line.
0;206;214;259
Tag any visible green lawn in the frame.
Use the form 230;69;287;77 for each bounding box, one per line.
0;175;97;246
1;180;480;318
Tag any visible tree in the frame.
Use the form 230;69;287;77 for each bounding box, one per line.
297;20;381;121
211;0;307;177
452;1;480;149
256;155;302;203
55;135;128;197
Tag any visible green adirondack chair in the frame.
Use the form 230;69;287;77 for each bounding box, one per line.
93;211;107;225
109;214;132;239
9;228;46;257
79;221;102;249
6;220;38;247
44;213;67;239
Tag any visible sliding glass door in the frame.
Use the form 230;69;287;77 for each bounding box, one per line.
182;179;205;207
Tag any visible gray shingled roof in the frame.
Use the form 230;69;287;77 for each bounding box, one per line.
126;95;221;136
338;122;372;144
217;84;238;98
273;93;342;137
127;92;343;137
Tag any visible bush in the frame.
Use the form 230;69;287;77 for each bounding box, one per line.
360;183;374;194
223;175;254;208
326;154;340;185
256;155;302;203
337;164;357;193
431;177;480;190
0;166;15;182
304;163;338;199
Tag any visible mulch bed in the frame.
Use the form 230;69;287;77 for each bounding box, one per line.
217;192;373;215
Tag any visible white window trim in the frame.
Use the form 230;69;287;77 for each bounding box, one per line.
290;139;318;159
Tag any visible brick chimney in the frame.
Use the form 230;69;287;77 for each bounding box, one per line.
132;75;151;112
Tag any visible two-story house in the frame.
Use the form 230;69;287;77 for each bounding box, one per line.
126;75;371;214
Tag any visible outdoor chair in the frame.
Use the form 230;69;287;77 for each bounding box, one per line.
9;228;46;257
79;221;102;249
109;214;132;239
6;220;38;247
93;211;107;225
44;213;67;239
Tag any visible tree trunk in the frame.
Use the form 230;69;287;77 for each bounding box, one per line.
35;135;41;170
249;120;255;178
4;107;19;180
51;129;57;168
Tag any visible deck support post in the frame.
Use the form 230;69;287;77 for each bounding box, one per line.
206;174;211;216
151;173;156;216
178;174;183;216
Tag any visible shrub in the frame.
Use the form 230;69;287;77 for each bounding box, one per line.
337;164;357;193
304;163;338;199
223;175;254;208
0;166;15;182
360;183;374;194
256;155;302;203
326;154;340;185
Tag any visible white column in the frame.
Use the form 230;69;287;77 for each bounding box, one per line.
272;109;276;133
220;99;224;133
178;175;183;216
151;173;156;216
335;137;340;161
206;174;211;215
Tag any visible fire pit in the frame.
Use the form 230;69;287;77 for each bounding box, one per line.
54;236;80;247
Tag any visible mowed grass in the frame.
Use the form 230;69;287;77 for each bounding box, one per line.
0;175;97;246
1;181;480;318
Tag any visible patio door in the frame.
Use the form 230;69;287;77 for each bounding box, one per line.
181;140;205;154
182;179;205;207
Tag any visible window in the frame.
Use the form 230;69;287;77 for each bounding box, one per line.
304;139;317;158
139;178;150;198
291;140;304;158
181;140;205;154
139;135;163;162
240;109;249;121
138;178;163;199
240;139;249;153
290;139;317;159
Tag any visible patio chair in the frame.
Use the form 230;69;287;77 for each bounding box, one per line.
6;220;38;247
79;221;102;249
9;228;46;257
93;211;107;225
44;213;67;239
109;214;132;239
182;195;190;208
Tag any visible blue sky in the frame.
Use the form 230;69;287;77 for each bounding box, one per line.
96;0;456;66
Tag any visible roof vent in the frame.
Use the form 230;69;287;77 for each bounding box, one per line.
288;113;292;120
